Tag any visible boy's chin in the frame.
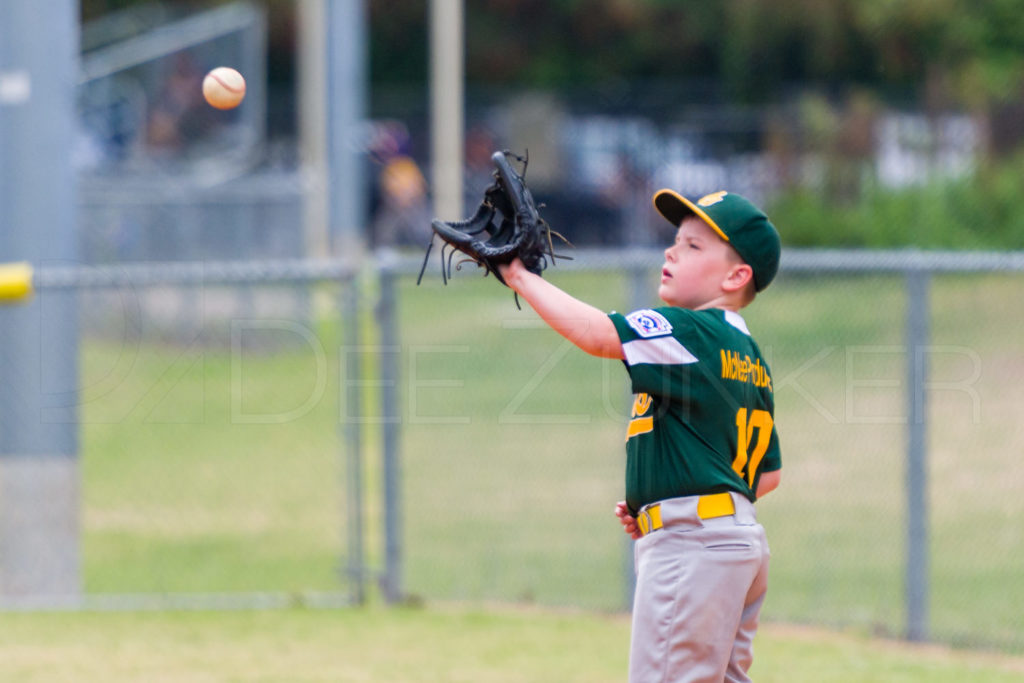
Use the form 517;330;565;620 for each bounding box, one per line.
657;289;681;308
658;290;697;310
657;283;679;304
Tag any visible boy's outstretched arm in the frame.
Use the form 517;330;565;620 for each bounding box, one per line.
499;259;625;360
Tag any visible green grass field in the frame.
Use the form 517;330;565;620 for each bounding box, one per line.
73;268;1024;654
0;604;1022;682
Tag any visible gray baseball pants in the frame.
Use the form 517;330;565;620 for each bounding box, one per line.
629;492;770;683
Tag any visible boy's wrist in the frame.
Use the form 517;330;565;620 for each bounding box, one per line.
499;260;525;292
497;263;515;290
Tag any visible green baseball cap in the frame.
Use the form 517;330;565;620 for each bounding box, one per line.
652;189;781;291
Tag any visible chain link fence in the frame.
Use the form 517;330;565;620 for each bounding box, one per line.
0;260;362;610
376;247;1024;653
3;241;1022;652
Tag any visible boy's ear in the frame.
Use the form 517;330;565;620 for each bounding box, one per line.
723;263;754;293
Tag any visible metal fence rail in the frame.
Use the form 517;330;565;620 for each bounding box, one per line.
391;245;1024;277
34;258;358;290
14;247;1024;291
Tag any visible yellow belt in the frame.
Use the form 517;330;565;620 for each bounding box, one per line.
635;493;736;536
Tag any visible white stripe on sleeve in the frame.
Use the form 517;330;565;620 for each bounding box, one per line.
623;336;699;366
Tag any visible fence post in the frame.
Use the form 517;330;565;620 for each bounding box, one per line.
342;276;366;605
378;263;403;603
325;0;369;605
905;267;930;641
0;0;81;600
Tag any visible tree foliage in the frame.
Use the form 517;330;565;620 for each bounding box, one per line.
80;0;1024;106
368;0;1024;106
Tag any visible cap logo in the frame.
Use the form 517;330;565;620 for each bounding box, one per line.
697;191;728;207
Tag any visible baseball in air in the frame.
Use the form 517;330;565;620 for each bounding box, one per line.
202;67;246;110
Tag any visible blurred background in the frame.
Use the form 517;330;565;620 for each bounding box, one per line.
1;0;1023;657
75;0;1024;258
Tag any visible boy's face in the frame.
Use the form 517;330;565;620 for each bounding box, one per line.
658;216;741;309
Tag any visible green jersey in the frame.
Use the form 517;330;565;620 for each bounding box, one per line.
609;307;781;513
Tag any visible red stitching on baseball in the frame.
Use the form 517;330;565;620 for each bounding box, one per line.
210;74;243;93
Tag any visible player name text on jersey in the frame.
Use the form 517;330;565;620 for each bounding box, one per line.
720;350;772;391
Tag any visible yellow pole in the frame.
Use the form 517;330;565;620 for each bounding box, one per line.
0;262;34;303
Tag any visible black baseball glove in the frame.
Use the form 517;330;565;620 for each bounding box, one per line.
417;150;571;305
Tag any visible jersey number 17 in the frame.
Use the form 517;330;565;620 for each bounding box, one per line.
733;408;773;488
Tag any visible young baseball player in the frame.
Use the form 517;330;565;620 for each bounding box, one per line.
499;189;782;683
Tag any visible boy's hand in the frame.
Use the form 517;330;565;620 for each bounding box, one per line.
615;501;642;540
497;258;528;292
